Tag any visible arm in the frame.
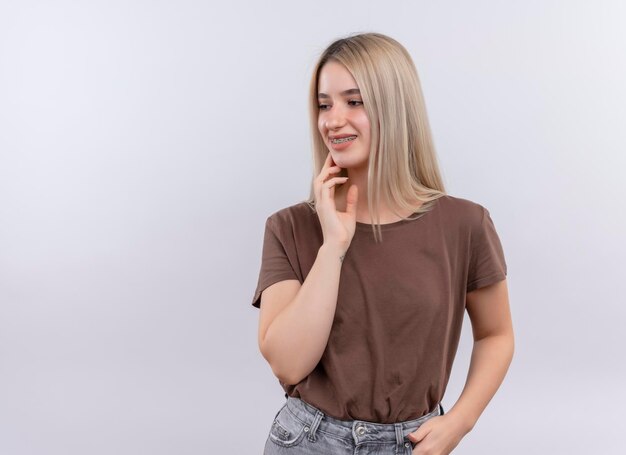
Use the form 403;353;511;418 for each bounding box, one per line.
261;243;346;385
447;278;515;431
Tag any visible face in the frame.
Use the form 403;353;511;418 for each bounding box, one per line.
317;61;371;170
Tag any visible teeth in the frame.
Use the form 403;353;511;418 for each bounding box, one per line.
331;136;356;144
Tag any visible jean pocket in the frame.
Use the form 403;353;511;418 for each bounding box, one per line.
406;406;442;450
268;405;308;448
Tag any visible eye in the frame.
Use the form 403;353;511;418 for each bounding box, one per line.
318;100;362;111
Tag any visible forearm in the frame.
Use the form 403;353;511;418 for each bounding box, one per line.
262;242;346;385
446;333;515;432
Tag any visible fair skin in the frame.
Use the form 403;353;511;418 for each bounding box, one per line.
317;60;422;221
317;60;515;454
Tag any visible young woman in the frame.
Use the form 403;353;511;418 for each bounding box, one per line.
252;32;514;455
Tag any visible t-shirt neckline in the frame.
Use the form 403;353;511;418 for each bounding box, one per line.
354;197;443;232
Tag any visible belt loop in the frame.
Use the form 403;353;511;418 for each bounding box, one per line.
306;409;324;442
394;422;404;448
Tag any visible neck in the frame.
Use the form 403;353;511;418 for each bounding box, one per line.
334;173;421;223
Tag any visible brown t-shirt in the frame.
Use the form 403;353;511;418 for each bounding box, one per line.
251;194;507;423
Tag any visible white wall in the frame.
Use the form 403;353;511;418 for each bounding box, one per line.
0;0;624;453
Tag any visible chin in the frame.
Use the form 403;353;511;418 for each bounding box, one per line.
333;153;367;166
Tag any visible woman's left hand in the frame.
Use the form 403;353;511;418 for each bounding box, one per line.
406;413;470;455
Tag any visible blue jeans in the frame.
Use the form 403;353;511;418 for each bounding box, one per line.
264;396;445;454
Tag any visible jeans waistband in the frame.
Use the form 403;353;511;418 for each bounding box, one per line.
283;396;443;445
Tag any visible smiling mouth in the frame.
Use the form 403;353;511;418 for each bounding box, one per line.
330;135;357;144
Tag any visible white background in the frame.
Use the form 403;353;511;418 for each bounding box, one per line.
1;0;625;453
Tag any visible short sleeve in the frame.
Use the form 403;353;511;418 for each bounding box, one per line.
466;206;508;293
251;215;301;309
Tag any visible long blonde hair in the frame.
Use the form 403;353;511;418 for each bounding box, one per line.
304;32;447;242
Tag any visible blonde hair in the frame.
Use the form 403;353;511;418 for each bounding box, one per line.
304;32;447;242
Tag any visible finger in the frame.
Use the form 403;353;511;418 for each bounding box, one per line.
345;184;357;216
317;159;338;184
408;425;429;444
322;151;333;170
329;176;348;201
319;174;329;205
323;176;349;188
318;166;341;191
315;159;334;198
320;176;348;205
322;166;341;183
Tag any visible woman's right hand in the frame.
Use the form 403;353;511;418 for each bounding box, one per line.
314;152;359;251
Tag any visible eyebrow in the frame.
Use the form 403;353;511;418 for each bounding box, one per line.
317;88;361;99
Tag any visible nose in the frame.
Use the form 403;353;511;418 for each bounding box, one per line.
325;107;347;131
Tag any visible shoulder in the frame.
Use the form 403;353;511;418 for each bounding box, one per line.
265;200;317;232
436;194;486;227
